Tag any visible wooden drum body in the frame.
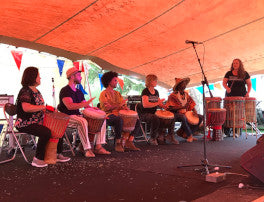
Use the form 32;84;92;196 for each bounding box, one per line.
245;97;256;123
155;110;174;128
119;110;138;132
207;108;226;141
224;97;245;128
43;111;70;138
83;108;106;134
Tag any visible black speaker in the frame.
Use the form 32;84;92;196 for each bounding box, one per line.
240;141;264;183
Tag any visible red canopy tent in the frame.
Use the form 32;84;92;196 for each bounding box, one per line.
1;0;264;88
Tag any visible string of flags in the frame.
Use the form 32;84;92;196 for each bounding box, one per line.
9;50;256;93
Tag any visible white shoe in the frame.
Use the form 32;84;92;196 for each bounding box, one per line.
56;154;71;163
31;157;48;168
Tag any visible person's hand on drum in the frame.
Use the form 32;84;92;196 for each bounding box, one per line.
245;92;250;97
158;98;165;107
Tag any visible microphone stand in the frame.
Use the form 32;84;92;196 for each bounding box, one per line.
177;42;231;174
52;78;56;108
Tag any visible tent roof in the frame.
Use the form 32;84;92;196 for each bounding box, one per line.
1;0;264;88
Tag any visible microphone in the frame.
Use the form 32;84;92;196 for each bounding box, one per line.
185;40;202;44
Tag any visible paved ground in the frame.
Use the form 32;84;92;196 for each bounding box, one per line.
0;134;264;202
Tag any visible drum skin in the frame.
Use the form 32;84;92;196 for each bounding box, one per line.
185;111;199;125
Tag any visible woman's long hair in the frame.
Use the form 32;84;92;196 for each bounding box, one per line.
230;58;246;79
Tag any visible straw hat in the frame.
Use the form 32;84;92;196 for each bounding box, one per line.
66;67;80;79
173;77;190;91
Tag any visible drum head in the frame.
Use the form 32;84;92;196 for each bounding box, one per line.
119;110;138;116
155;110;174;119
82;108;106;119
185;111;199;125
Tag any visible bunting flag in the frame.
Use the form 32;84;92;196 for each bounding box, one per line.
98;73;103;90
56;59;65;76
11;50;23;70
251;78;256;91
117;77;124;90
76;84;87;95
214;83;222;90
0;124;3;135
73;61;80;70
196;84;214;94
81;62;85;72
196;86;203;94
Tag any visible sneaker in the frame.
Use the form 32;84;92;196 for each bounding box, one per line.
31;157;48;168
57;154;71;163
148;138;158;146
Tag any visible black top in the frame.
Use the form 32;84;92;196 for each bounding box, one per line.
58;85;84;115
224;71;250;97
15;86;45;128
141;88;159;114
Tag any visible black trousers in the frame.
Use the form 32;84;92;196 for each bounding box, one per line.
18;124;63;160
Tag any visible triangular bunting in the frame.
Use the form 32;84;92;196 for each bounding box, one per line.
76;84;87;95
117;77;124;90
251;78;256;91
11;50;23;70
56;59;65;76
98;73;103;90
73;61;80;70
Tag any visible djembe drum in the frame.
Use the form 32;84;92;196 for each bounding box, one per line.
185;111;199;125
82;108;106;142
43;111;70;164
119;110;138;141
155;110;174;128
224;97;245;128
245;97;257;123
205;97;222;111
206;108;226;141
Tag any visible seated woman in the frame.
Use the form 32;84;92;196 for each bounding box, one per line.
167;77;202;143
15;67;70;168
140;74;178;145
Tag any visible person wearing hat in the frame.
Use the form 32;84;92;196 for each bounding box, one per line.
99;71;141;152
140;74;178;145
167;77;202;142
58;67;111;157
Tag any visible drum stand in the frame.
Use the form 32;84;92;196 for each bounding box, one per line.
177;42;231;174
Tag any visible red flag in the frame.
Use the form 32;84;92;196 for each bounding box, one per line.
73;61;79;70
81;62;85;72
117;77;124;90
11;50;23;70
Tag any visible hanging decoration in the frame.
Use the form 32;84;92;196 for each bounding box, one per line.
98;73;104;90
251;78;256;91
214;83;222;90
76;84;87;95
56;59;65;76
196;84;214;94
117;77;124;90
73;61;80;70
11;50;23;70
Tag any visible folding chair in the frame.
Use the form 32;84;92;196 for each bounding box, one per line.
134;103;149;142
0;103;36;164
63;121;78;156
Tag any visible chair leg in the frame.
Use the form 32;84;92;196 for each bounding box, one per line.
64;133;75;156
